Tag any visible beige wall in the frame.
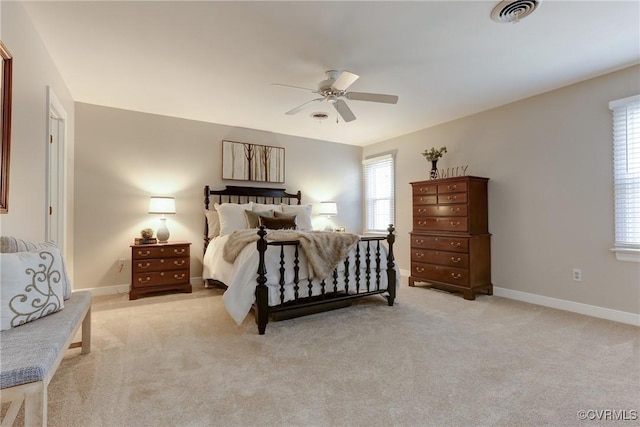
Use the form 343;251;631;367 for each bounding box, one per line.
74;103;362;291
0;2;76;275
364;65;640;315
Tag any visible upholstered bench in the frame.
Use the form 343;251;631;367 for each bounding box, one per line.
0;237;92;426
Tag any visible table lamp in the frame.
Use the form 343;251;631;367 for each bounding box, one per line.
148;196;176;243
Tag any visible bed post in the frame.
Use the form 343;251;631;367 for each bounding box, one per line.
386;224;396;306
255;226;269;335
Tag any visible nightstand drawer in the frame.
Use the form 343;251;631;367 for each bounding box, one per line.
132;270;190;288
132;257;190;273
132;244;190;259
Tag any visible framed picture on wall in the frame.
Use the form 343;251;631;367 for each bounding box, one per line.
1;41;13;214
222;140;285;183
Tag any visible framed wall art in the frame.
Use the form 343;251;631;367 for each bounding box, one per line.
222;140;285;183
1;41;13;214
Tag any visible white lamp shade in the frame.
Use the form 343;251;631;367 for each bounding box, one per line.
318;201;338;217
148;196;176;214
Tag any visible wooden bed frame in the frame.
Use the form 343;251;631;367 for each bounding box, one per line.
204;185;396;334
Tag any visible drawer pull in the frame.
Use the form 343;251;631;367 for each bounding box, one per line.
415;253;424;258
450;221;460;227
174;273;186;279
174;248;186;254
416;239;424;244
419;188;426;192
138;250;151;256
451;257;462;263
447;185;457;190
450;242;461;248
447;195;457;201
418;221;427;226
450;208;460;213
173;260;186;266
451;273;462;279
137;262;151;269
416;267;424;273
137;277;151;283
417;208;426;213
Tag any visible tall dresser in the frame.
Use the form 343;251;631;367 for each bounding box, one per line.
409;176;492;300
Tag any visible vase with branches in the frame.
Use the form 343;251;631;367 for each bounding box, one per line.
421;146;447;179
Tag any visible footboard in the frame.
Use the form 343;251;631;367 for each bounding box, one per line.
254;225;396;334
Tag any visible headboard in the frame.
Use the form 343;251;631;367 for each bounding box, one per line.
203;185;302;249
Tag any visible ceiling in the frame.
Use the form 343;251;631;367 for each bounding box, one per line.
22;1;640;147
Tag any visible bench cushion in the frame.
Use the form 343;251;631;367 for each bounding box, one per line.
0;291;91;389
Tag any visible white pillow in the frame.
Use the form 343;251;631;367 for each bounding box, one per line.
253;203;283;213
1;248;66;331
214;202;253;236
281;204;313;231
0;237;71;300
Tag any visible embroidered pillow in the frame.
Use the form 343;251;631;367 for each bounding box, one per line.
281;204;313;231
1;248;66;331
0;237;71;300
244;209;275;229
259;215;296;230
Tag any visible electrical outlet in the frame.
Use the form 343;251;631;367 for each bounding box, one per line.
118;258;126;273
572;268;582;282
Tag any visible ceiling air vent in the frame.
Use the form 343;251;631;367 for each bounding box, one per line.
491;0;540;23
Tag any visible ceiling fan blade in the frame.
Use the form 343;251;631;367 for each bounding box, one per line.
285;98;324;115
331;71;359;92
346;92;399;104
333;99;356;122
272;83;315;92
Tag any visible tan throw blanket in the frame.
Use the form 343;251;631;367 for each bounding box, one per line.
223;229;360;280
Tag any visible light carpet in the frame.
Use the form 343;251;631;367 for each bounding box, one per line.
3;283;639;426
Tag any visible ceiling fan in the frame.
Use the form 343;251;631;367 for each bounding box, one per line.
273;70;399;122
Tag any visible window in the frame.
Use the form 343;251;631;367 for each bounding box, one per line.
610;95;640;262
363;153;394;233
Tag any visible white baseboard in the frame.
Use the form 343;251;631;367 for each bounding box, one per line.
77;277;206;297
398;270;638;326
494;286;640;326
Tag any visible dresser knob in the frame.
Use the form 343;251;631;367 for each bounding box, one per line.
174;260;185;266
447;195;457;201
451;208;460;213
451;273;462;279
416;267;424;273
450;221;460;227
447;185;457;190
450;242;461;248
138;250;150;256
418;208;426;213
138;277;150;283
174;273;186;279
138;262;150;269
451;257;461;263
416;253;424;258
175;249;185;254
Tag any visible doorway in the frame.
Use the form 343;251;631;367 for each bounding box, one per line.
46;87;67;252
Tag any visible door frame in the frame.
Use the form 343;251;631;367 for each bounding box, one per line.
46;87;67;253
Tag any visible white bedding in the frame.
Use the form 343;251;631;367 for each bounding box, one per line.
203;231;397;325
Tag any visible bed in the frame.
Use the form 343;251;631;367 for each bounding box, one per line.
202;185;397;334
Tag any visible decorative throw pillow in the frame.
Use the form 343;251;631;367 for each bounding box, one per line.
244;209;275;229
214;202;253;236
1;248;66;331
281;204;313;231
259;215;297;230
0;237;71;300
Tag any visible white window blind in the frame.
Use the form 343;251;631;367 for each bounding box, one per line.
610;95;640;261
363;154;395;233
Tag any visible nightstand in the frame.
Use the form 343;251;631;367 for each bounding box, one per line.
129;241;192;300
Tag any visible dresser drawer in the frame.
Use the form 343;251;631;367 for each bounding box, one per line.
411;262;469;286
132;244;190;259
132;270;190;288
412;249;469;268
437;192;468;204
132;257;190;273
414;217;469;232
411;234;469;253
413;183;437;196
412;195;437;205
437;181;467;194
414;205;468;217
